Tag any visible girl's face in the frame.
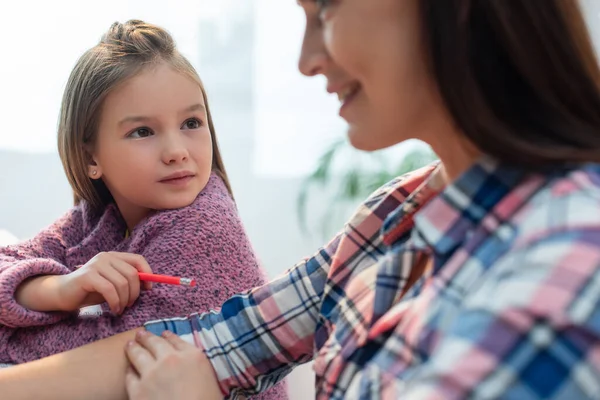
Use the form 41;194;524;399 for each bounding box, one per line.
296;0;455;153
90;63;213;228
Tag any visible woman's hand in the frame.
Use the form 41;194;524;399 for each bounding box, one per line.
125;330;223;400
16;251;153;314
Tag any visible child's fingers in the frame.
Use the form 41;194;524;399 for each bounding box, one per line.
161;330;195;351
111;252;153;290
98;265;130;313
111;258;141;307
92;277;121;314
110;252;153;274
79;292;106;308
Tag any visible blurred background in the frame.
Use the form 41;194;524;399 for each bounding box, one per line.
1;0;600;397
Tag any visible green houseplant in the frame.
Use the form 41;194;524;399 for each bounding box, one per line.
297;139;437;238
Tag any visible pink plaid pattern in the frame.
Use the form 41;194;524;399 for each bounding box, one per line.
147;158;600;399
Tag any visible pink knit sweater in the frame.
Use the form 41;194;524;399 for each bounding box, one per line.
0;174;287;399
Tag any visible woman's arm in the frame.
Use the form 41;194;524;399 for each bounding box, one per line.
143;231;342;398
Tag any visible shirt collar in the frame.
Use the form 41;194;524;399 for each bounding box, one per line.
413;156;530;256
381;162;444;246
383;156;532;258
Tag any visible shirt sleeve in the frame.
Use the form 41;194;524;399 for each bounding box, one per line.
145;232;342;399
352;230;600;399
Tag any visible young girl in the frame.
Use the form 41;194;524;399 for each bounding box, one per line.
0;20;286;399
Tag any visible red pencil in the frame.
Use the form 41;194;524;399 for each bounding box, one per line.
138;272;196;287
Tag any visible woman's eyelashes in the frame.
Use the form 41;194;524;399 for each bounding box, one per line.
126;118;203;138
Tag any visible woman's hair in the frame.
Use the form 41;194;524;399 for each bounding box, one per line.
421;0;600;167
57;19;232;211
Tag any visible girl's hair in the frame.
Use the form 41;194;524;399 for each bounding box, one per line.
57;19;232;211
421;0;600;167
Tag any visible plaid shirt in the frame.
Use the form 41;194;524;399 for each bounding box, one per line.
146;157;600;399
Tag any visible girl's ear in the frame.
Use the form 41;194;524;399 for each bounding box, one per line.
87;156;103;180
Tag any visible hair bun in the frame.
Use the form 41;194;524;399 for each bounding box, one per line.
100;19;175;55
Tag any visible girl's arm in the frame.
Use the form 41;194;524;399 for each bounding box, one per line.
0;207;84;328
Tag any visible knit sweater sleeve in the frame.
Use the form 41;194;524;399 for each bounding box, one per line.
0;207;83;328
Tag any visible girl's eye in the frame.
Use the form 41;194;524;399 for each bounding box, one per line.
182;118;202;130
128;127;153;138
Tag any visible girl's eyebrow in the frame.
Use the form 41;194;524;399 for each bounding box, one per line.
118;103;206;127
118;115;151;127
183;103;206;114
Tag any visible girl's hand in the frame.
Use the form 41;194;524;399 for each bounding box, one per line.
125;330;223;400
54;251;153;314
